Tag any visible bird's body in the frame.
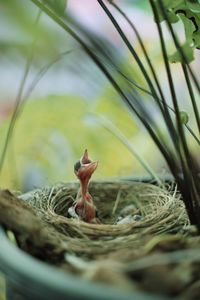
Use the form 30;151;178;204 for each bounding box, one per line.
75;191;97;223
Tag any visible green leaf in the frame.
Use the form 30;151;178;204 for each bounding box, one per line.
186;1;200;13
193;30;200;48
43;0;67;16
154;1;180;23
166;10;180;23
169;43;194;63
155;0;183;9
154;0;200;62
178;13;196;44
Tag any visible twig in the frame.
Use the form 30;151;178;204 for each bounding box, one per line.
0;189;65;262
124;248;200;273
112;190;122;216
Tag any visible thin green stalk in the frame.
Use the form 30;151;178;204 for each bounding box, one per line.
156;0;200;136
64;2;179;157
149;0;198;226
121;73;200;145
18;50;72;117
108;2;200;146
29;0;200;229
157;0;200;196
149;0;193;163
185;125;200;145
109;1;167;108
0;10;42;174
181;63;200;134
97;0;164;113
157;0;200;215
98;0;181;162
29;0;182;177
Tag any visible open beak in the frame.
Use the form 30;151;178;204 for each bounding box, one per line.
83;161;98;177
77;161;98;181
74;149;98;181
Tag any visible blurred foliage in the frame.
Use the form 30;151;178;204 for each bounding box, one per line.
0;0;199;192
0;0;68;60
94;93;138;139
0;94;150;190
1;0;156;191
169;41;194;63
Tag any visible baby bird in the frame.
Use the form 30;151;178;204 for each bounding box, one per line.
70;149;99;223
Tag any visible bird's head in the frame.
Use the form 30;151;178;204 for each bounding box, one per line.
74;149;98;183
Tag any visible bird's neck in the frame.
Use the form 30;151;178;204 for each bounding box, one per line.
80;178;89;200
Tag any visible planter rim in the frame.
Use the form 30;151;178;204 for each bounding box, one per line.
0;228;170;300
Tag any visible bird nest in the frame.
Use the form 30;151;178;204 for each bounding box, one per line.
7;180;199;297
24;180;190;237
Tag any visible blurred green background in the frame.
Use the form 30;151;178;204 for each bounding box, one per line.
0;0;199;192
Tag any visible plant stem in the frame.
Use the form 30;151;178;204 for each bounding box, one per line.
97;0;163;113
181;63;200;134
149;0;199;226
28;0;200;230
18;50;72;118
29;0;182;181
98;0;181;164
120;71;200;145
109;1;166;108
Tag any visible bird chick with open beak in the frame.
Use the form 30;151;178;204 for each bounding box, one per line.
69;149;99;223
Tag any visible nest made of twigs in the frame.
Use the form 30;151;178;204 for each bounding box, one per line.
22;181;191;258
16;180;200;297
